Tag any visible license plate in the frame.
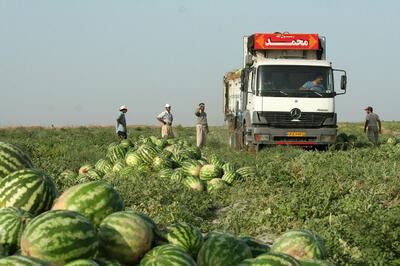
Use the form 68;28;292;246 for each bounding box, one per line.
286;132;306;137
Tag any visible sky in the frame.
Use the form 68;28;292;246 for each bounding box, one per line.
0;0;399;127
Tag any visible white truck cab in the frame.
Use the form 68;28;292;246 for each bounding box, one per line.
223;33;347;149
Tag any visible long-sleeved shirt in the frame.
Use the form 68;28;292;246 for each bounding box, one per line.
195;108;208;125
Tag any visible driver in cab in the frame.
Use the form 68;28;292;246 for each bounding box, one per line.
299;75;324;92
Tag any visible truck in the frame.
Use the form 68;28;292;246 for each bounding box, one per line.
223;33;347;150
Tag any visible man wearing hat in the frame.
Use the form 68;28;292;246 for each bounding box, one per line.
195;103;209;148
116;105;128;139
363;106;381;145
157;104;174;138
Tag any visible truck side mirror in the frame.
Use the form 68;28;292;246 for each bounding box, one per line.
340;75;347;90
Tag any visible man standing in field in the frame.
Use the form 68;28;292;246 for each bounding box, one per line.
364;106;381;145
116;105;128;139
157;104;174;138
195;103;209;148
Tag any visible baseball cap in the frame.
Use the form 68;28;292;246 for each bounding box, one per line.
364;106;372;111
165;104;171;108
119;105;128;111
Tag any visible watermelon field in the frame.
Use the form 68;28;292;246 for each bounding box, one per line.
0;122;399;265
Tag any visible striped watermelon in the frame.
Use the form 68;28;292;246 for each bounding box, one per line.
65;259;99;266
207;154;224;167
51;181;125;228
140;244;197;266
120;139;133;149
56;169;78;188
158;168;174;179
95;159;113;175
0;207;33;254
238;252;302;265
236;167;256;179
171;168;187;182
79;164;94;175
166;223;203;258
152;156;173;170
299;259;336;266
0;168;57;216
0;255;51;265
187;147;201;160
197;234;252;266
221;171;239;185
86;170;103;180
270;229;327;260
171;154;185;168
239;236;270;257
136;145;158;165
206;178;228;193
107;145;126;164
199;164;223;181
98;211;153;265
198;159;208;166
222;162;236;173
125;210;166;245
95;257;124;266
21;210;99;264
182;160;202;177
183;176;204;191
112;160;126;173
0;141;33;181
125;151;143;167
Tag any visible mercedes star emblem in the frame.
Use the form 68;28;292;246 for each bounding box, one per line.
290;108;302;121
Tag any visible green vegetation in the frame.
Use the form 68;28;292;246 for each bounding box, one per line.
0;123;399;265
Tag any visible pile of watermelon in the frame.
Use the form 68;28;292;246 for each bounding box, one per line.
58;136;256;194
0;139;337;265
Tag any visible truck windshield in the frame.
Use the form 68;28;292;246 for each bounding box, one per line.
257;65;333;97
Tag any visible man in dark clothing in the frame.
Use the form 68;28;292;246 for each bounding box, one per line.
363;106;381;145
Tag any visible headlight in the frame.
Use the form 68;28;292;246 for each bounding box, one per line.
254;134;270;141
321;135;335;142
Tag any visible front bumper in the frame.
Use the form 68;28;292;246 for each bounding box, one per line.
248;127;337;145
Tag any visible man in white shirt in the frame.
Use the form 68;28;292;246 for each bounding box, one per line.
157;104;174;138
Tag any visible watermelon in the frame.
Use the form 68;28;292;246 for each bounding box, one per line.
0;255;51;265
98;211;153;265
112;160;126;173
0;244;7;258
207;154;224;167
199;164;223;181
140;244;197;266
86;169;103;180
203;229;236;241
187;147;201;160
222;171;239;185
125;210;166;245
0;141;33;180
197;234;252;266
136;145;158;165
222;162;236;173
95;159;113;175
198;159;208;166
238;252;302;265
125;151;143;167
236;166;256;179
152;156;173;170
57;169;78;187
171;154;186;168
177;150;197;160
299;258;336;266
239;236;270;257
95;257;124;266
183;176;204;191
206;178;228;193
0;168;57;216
120;139;133;149
51;181;124;228
166;223;203;258
171;168;187;182
0;207;33;254
182;159;202;177
158;168;174;179
65;259;100;266
79;164;94;175
107;145;126;164
21;210;98;264
270;229;327;260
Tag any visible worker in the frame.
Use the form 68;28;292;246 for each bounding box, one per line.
299;75;325;92
116;105;128;139
157;104;174;138
363;106;381;145
195;103;209;148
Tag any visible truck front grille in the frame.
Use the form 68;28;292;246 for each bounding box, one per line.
261;112;332;128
